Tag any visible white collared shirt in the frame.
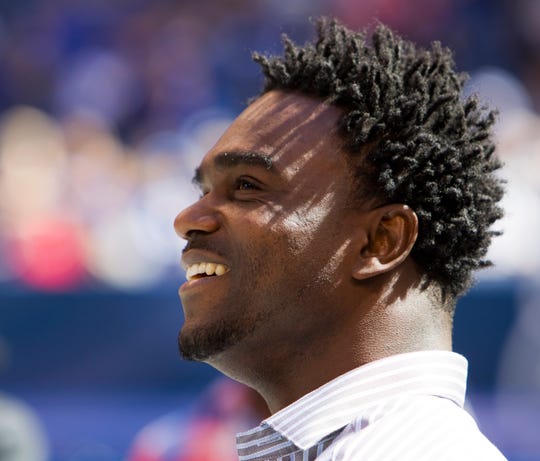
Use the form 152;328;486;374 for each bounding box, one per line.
236;351;507;460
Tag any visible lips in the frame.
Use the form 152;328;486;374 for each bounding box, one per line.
181;248;231;288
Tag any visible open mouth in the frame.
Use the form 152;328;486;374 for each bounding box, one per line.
185;262;230;281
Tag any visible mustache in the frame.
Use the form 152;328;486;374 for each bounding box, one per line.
182;234;227;257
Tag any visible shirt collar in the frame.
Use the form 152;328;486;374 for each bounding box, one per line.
257;350;468;450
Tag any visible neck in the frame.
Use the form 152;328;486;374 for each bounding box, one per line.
207;267;454;414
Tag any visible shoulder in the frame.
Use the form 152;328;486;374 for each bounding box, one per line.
320;396;507;461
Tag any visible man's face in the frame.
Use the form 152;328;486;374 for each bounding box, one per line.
174;90;370;367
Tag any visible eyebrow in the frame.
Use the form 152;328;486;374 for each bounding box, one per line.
192;151;275;186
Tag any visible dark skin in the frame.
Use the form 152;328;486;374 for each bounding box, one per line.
174;90;453;414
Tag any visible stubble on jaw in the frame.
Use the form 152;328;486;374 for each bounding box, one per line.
178;318;248;361
178;239;278;362
178;303;273;362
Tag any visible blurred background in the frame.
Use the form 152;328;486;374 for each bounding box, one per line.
0;0;539;460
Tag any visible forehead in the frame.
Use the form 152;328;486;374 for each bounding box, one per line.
198;90;348;178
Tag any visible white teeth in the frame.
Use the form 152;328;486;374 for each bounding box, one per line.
215;264;227;276
186;262;229;281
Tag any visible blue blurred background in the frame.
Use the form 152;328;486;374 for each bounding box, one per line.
0;0;539;460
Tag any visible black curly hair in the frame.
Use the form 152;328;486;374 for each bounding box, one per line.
252;18;504;301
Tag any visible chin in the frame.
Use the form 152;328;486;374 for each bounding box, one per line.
178;319;246;363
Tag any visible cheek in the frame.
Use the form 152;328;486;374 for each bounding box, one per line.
269;192;341;251
237;192;351;282
237;205;311;259
276;214;354;288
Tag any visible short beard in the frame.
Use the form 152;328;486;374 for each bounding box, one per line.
178;318;251;362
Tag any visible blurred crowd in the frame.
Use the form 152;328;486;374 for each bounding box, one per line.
0;0;539;292
127;378;270;461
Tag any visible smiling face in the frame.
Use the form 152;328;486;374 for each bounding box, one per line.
174;90;374;372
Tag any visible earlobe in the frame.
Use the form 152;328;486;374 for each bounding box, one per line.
352;204;418;281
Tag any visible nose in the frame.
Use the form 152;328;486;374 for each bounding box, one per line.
174;197;220;240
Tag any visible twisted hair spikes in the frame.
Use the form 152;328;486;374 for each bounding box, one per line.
253;17;504;301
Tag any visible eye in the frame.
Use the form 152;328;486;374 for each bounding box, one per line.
234;177;259;191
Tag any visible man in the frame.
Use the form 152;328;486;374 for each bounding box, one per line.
174;18;507;460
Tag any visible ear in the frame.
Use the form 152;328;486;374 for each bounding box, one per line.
352;204;418;281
